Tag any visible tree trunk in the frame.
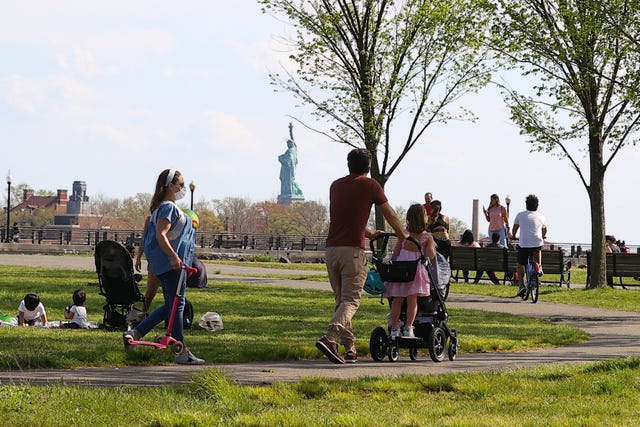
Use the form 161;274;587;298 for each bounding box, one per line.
587;136;607;289
372;173;388;232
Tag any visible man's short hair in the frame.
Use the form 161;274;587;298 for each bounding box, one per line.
347;148;371;174
525;194;539;211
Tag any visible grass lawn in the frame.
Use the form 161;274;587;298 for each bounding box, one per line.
2;358;640;426
0;265;587;368
1;261;639;425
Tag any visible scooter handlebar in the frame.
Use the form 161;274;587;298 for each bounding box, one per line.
183;265;198;274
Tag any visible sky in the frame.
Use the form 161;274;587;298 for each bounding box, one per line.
1;1;639;247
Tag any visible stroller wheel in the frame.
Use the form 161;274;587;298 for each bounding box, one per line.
428;327;447;362
369;327;388;362
448;329;458;361
409;347;419;361
388;345;399;362
171;342;184;355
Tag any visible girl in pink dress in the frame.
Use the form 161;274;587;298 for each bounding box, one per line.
384;204;436;338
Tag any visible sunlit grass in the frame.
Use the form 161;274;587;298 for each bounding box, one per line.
0;265;587;369
2;358;640;426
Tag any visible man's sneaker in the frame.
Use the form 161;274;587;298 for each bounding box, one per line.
344;350;357;363
175;349;205;365
315;335;345;364
390;328;401;339
123;329;140;350
403;326;415;338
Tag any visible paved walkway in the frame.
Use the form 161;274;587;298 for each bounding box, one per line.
1;254;639;386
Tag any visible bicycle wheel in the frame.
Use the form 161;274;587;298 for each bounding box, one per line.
530;270;540;303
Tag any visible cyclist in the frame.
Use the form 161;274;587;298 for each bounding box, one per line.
510;194;547;297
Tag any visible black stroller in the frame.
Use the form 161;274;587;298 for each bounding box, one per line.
94;240;148;331
368;233;458;362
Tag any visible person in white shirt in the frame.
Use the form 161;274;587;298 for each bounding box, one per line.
61;289;89;329
511;194;547;297
17;293;47;326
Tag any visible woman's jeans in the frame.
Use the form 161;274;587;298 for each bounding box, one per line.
135;268;186;344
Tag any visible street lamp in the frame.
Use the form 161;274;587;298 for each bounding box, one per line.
189;180;196;210
505;194;511;215
5;171;11;243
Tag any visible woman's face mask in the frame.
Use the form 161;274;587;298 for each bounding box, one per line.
174;186;187;200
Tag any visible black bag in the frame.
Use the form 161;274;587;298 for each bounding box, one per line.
183;298;194;329
164;297;194;329
377;259;421;282
103;307;127;331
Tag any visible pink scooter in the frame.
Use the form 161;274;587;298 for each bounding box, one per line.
125;264;197;355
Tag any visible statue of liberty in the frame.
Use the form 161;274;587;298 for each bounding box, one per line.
278;122;304;203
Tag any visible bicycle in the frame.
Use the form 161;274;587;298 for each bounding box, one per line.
521;248;541;303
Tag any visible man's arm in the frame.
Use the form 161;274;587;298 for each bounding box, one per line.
542;225;547;240
511;224;519;239
378;202;409;240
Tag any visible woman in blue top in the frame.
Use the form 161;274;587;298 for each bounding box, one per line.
123;168;204;365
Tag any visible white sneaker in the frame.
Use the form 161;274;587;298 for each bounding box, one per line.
175;349;205;365
403;327;415;338
122;329;140;350
390;328;401;339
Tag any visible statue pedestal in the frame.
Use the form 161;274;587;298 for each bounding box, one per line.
278;196;305;206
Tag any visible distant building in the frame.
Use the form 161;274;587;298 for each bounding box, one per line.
10;180;134;230
12;188;68;213
54;180;100;228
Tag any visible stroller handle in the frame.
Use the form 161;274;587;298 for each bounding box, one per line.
369;233;424;261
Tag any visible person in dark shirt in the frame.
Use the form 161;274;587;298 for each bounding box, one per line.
315;148;408;364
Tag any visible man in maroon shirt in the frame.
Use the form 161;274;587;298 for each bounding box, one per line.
316;148;408;364
423;192;433;216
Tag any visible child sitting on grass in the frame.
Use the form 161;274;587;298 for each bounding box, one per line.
17;293;47;326
61;289;89;329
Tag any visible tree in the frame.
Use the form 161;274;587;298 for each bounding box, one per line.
289;201;328;235
213;197;253;233
491;0;640;287
260;0;493;228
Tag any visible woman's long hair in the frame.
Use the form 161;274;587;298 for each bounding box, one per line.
489;194;501;208
149;169;182;214
428;200;442;226
460;229;474;245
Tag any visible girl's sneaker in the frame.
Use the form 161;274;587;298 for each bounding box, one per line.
403;327;415;338
390;328;401;339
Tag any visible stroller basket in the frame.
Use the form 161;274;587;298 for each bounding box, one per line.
370;234;425;283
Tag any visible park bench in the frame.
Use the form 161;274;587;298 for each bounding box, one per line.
212;238;245;249
585;251;640;288
449;246;571;287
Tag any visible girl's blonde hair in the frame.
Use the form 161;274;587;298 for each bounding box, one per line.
406;204;427;234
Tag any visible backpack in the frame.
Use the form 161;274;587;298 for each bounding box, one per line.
164;297;194;329
183;298;194;329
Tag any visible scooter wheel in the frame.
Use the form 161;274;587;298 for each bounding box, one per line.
171;342;184;355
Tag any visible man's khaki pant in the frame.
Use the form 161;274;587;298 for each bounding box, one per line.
324;246;367;349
